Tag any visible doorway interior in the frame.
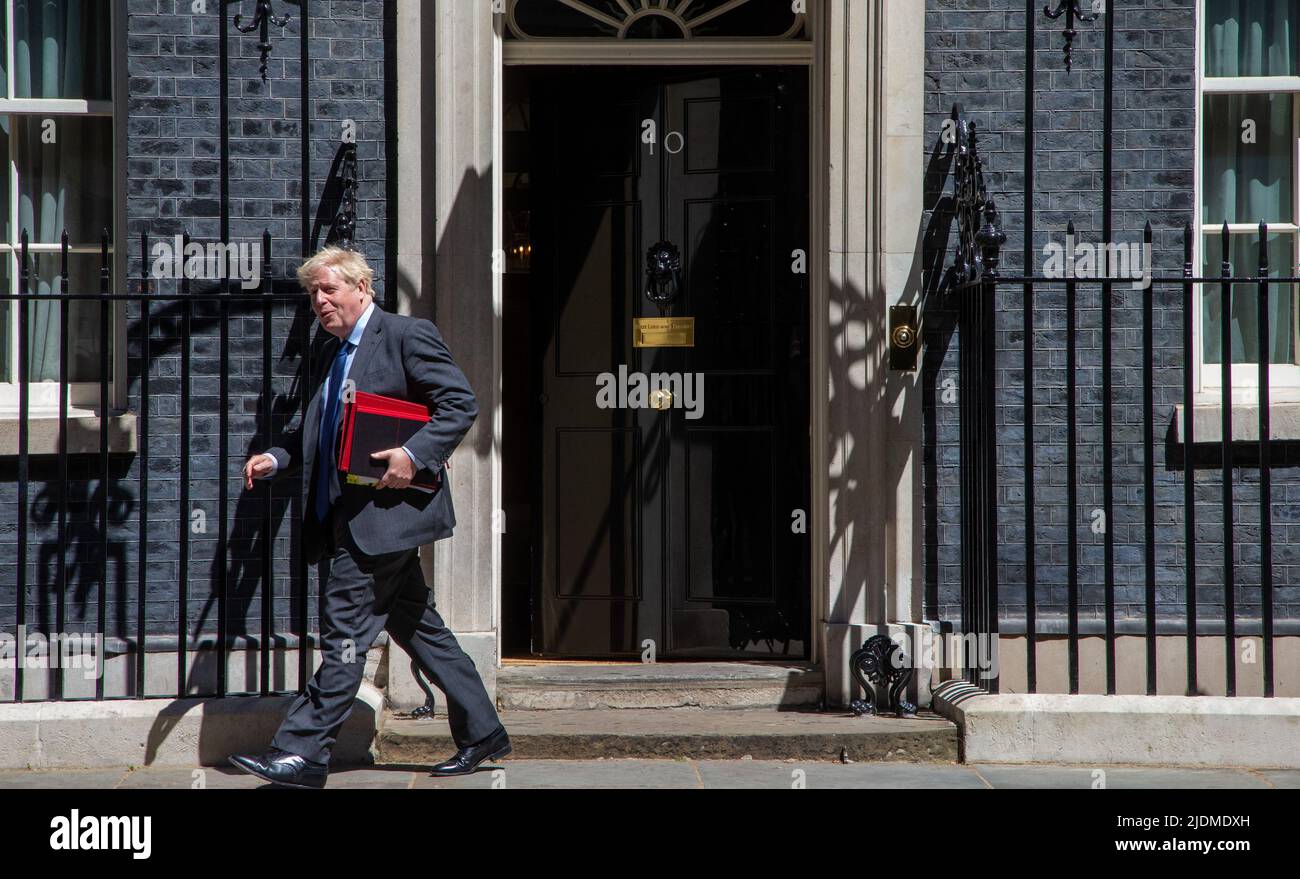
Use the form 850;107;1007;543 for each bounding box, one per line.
500;65;811;660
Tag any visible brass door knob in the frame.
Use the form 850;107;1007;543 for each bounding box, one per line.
649;388;674;411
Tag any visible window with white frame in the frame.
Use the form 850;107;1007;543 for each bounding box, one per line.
0;0;114;411
1200;0;1300;395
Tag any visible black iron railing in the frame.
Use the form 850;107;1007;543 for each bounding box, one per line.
947;112;1005;692
947;202;1292;698
1;229;324;702
932;0;1293;700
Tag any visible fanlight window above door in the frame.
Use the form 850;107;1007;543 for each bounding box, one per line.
505;0;809;41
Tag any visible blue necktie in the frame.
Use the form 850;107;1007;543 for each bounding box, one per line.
315;340;354;522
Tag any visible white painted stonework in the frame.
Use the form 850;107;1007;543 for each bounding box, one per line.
0;685;384;770
396;0;931;706
935;686;1300;768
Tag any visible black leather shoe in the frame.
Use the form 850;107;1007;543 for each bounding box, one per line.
429;727;512;777
229;749;329;789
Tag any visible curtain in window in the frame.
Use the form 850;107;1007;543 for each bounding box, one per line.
1204;94;1291;225
1206;0;1299;76
1203;234;1297;365
14;0;110;99
1202;92;1297;365
15;0;112;383
21;118;112;382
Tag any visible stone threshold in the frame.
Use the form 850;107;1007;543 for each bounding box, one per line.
378;708;958;763
499;659;819;680
496;661;825;711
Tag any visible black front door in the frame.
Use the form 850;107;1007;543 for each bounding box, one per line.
518;66;809;659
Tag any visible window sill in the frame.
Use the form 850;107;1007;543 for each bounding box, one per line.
0;409;138;456
1173;403;1300;443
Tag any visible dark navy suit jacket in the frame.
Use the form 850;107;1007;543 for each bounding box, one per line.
266;304;478;564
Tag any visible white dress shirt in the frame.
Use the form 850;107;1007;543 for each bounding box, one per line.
263;301;425;475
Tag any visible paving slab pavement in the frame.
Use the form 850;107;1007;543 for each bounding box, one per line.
115;767;266;790
0;761;1285;790
969;764;1275;790
1257;770;1300;789
410;759;703;789
690;760;989;790
0;769;142;790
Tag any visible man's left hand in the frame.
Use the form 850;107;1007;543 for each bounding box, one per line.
372;448;416;490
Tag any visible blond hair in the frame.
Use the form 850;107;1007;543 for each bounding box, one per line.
297;246;375;293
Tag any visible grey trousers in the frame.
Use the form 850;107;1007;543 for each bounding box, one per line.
272;514;502;765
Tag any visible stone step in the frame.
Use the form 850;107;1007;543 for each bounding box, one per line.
376;708;959;763
495;661;825;711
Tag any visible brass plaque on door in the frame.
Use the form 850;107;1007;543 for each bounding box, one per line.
633;317;695;348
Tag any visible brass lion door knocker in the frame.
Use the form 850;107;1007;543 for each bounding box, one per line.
644;241;683;309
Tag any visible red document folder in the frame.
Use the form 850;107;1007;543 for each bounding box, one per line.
337;391;443;491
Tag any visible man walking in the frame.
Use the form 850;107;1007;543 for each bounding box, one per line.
230;247;509;788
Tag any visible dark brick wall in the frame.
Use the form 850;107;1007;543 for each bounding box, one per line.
924;0;1300;633
1;0;391;671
